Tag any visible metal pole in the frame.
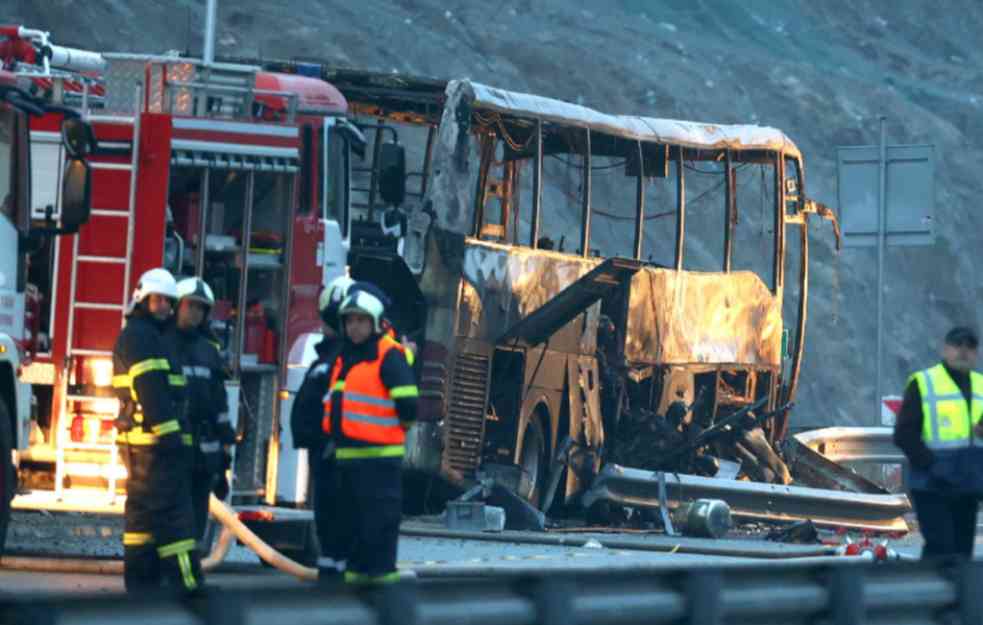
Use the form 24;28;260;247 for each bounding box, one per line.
529;119;543;248
580;129;591;257
674;148;685;271
203;0;217;65
875;116;886;426
195;168;211;275
723;150;734;272
633;141;644;260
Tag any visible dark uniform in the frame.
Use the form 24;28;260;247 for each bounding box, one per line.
894;360;983;559
289;335;340;571
168;323;235;543
319;302;417;584
112;308;203;594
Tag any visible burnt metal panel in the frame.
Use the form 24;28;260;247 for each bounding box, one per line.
498;257;641;348
460;241;603;353
625;269;782;367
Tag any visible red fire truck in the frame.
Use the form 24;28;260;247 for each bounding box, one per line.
1;26;381;559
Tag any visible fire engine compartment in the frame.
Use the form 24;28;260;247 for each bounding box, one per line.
13;53;353;505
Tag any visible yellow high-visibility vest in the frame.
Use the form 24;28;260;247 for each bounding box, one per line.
910;363;983;450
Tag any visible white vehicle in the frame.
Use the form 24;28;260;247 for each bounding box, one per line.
0;64;94;553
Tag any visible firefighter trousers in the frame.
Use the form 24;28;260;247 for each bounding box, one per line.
190;468;217;546
121;444;204;595
315;455;402;584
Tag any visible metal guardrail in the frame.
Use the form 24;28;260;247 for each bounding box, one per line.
794;427;906;464
2;560;981;625
582;464;911;532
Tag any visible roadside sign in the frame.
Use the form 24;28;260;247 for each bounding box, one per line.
837;144;935;247
881;395;902;426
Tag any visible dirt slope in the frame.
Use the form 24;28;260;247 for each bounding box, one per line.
9;0;983;428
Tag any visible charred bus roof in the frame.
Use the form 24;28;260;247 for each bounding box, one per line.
318;69;801;160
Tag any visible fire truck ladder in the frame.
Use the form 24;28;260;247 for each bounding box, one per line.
54;107;142;503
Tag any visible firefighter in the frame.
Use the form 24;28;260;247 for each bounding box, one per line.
894;326;983;560
318;283;417;584
290;274;353;573
169;277;235;546
112;268;203;595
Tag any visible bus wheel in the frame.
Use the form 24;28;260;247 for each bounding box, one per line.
0;399;14;557
517;417;547;508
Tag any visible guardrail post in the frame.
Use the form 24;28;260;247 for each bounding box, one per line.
530;578;575;625
188;589;246;625
958;560;983;625
827;567;864;625
685;570;722;625
373;580;419;625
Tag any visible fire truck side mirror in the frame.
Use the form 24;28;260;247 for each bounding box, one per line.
378;143;406;207
61;117;97;159
60;158;92;232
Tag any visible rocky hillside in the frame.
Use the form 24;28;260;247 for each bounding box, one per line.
10;0;983;428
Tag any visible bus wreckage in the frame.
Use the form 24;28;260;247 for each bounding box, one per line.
261;66;909;532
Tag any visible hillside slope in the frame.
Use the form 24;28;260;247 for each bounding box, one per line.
10;0;983;428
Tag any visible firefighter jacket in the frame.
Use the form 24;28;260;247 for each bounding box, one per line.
167;323;235;467
112;310;189;448
321;333;418;459
897;362;983;494
290;336;340;450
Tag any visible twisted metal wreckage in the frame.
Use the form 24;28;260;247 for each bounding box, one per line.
258;63;907;532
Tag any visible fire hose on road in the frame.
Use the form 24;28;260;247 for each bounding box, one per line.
0;496;318;580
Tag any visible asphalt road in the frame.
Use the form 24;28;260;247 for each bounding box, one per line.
0;509;941;596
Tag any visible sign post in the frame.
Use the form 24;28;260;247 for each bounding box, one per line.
837;125;935;425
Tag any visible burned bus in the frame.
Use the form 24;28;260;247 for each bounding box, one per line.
279;68;839;511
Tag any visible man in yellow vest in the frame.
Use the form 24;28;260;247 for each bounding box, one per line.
318;282;417;584
894;326;983;560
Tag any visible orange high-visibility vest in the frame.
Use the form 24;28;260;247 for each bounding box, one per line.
322;339;406;445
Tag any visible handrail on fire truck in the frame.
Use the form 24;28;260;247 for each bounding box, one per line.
163;80;299;122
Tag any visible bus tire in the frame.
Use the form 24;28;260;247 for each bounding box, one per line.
518;416;547;508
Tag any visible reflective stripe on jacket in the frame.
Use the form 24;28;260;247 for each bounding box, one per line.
322;339;405;446
910;363;983;450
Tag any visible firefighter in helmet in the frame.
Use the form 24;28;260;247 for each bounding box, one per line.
290;274;353;573
318;282;417;584
112;268;203;595
168;277;236;546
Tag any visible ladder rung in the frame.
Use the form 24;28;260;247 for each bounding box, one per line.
59;442;117;451
77;255;126;264
90;162;133;172
73;302;125;311
70;349;115;357
64;394;117;403
90;209;131;218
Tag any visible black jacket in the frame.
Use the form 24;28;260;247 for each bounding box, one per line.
167;323;235;447
893;362;972;470
112;309;187;444
329;334;417;449
290;336;340;450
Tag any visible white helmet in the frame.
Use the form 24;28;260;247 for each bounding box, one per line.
319;275;355;325
176;277;215;308
338;288;386;333
131;268;178;307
